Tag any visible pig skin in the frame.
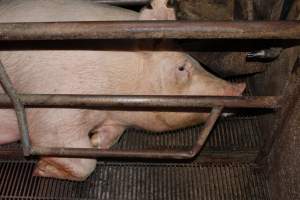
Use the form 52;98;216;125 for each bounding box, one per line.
0;0;245;181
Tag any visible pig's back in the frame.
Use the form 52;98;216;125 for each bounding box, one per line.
0;0;139;22
0;50;141;94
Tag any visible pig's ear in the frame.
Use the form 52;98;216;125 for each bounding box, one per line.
139;0;176;20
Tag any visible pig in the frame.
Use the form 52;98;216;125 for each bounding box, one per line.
0;0;245;181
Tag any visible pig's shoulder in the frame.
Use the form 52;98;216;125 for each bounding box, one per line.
0;0;139;22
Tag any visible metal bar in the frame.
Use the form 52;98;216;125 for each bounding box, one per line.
0;62;31;156
0;21;300;40
280;0;294;20
30;107;223;159
0;94;281;110
191;107;223;154
30;148;192;159
93;0;149;5
0;148;260;162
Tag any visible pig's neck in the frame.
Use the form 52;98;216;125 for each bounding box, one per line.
97;51;156;95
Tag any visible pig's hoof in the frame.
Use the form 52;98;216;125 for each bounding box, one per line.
33;158;96;181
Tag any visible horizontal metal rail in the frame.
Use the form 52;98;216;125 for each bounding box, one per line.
0;21;299;40
0;94;281;110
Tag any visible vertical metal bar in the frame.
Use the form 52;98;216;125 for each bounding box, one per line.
191;106;223;155
247;0;254;20
0;61;31;156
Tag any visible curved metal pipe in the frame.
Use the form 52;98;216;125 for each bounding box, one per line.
30;107;223;159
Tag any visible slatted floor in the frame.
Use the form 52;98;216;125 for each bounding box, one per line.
0;160;269;200
0;114;269;200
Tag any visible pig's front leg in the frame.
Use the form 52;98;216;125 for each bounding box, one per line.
90;120;125;149
29;109;99;181
33;135;97;181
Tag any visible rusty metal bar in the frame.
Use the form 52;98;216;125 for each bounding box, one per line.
30;107;223;159
0;94;281;110
191;107;223;154
30;148;193;159
0;21;300;40
93;0;149;5
0;62;31;156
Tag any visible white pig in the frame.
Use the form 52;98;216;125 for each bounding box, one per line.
0;0;245;181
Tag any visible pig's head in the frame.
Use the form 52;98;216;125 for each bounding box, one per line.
137;51;246;131
143;51;246;96
131;0;245;131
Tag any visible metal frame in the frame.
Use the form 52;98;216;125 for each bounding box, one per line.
0;60;280;159
30;107;223;159
0;60;224;159
0;20;290;159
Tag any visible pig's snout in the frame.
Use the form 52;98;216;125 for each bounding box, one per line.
223;82;246;96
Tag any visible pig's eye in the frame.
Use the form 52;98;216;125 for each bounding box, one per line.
175;62;190;83
178;65;185;71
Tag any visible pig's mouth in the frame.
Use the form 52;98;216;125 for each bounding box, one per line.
223;82;246;96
